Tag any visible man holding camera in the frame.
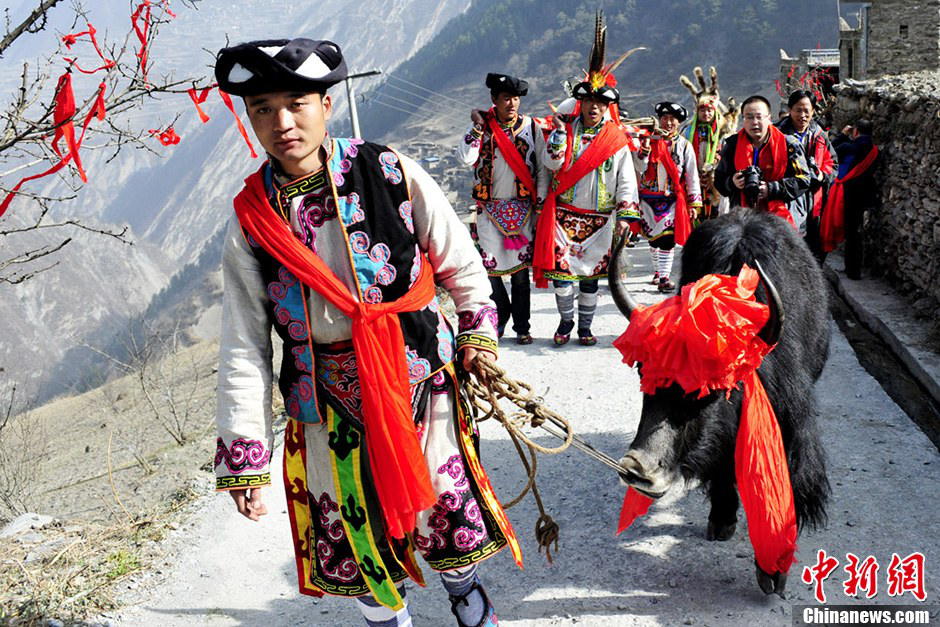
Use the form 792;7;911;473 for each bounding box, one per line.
714;95;810;231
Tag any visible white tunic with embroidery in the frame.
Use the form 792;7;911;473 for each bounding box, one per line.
456;115;548;275
541;116;640;281
631;134;702;242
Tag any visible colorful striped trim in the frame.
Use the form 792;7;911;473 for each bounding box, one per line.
328;406;406;611
283;419;324;598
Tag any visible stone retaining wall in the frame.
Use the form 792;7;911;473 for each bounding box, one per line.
831;71;940;314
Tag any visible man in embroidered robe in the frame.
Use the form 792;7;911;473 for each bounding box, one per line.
632;101;702;292
714;95;810;232
456;73;547;345
213;38;518;627
532;14;640;346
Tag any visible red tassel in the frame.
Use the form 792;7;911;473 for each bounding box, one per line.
148;127;181;146
51;72;86;183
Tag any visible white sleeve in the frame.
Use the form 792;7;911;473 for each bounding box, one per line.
455;124;484;166
215;215;275;490
615;146;641;209
632;149;650;175
682;141;702;203
398;153;499;349
532;121;550;203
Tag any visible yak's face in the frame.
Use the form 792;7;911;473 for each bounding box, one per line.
618;383;734;498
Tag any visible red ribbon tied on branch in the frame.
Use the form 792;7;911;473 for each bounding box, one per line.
612;266;798;576
149;127;181;146
62;23;115;74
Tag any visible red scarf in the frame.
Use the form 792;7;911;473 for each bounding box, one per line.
810;133;835;218
485;109;537;199
733;126;791;224
648;137;691;245
820;145;879;253
532;119;629;287
233;169;437;539
612;266;798;576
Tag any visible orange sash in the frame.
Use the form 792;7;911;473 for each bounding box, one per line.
649;137;691;245
532;120;629;287
820;145;879;253
485;110;537;200
733;126;791;224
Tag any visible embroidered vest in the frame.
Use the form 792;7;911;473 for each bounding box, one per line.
244;139;454;424
472;116;537;202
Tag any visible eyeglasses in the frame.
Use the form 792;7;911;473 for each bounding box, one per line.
743;114;769;121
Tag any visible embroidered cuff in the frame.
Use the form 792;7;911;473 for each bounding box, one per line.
617;201;641;220
456;333;499;355
216;473;272;491
214;437;272;490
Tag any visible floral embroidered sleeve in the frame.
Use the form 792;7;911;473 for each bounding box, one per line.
455;123;484;166
399;153;499;356
543;128;568;171
216;216;275;490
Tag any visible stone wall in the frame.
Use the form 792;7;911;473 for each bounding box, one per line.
867;0;940;77
831;71;940;312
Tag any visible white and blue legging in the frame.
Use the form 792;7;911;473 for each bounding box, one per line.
355;564;483;626
553;279;599;331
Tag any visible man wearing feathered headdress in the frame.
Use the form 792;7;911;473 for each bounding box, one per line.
457;73;548;345
533;11;641;347
679;67;739;219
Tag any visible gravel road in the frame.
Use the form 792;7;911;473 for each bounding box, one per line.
110;243;940;626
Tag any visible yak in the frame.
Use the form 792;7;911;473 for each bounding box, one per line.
609;210;830;596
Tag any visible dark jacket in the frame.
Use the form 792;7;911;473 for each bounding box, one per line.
776;117;838;220
831;133;878;210
715;130;811;230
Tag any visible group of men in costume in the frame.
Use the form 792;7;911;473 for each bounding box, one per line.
211;20;878;627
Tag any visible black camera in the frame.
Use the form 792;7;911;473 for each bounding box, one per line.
741;165;763;206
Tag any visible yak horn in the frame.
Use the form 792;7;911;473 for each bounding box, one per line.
608;233;639;319
606;46;647;75
754;259;784;346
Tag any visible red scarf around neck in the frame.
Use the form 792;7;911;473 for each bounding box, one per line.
810;132;835;217
820;144;879;253
485;109;537;200
532;119;629;287
613;266;797;576
733;125;791;224
233;168;437;539
648;137;691;245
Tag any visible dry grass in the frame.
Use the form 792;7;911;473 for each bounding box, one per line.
0;486;201;625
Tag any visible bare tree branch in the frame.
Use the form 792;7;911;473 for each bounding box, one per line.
0;0;63;56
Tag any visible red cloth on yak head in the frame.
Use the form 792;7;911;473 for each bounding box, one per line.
612;265;798;576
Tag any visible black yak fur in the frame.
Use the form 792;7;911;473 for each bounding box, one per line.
626;210;831;540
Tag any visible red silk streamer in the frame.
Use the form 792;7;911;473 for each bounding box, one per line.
219;90;258;158
50;72;86;183
733;125;790;224
149;127;181;146
484;108;537;199
532;119;628;287
62;23;115;74
613;266;798;575
648;137;691;245
820;145;879;253
0;81;106;217
233;168;437;539
810;134;835;217
187;86;214;123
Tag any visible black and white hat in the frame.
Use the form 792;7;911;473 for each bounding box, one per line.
485;73;529;97
654;101;688;122
215;38;347;96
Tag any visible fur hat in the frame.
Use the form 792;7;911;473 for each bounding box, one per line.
655;101;688;122
486;73;529;97
215;38;347;96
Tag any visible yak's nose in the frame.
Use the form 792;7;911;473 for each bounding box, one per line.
618;451;670;499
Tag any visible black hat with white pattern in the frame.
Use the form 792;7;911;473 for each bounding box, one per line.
485;73;529;97
654;101;688;122
215;38;347;96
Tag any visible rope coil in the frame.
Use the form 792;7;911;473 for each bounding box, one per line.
460;358;575;562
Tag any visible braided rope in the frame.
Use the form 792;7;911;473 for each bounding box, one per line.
461;358;574;562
